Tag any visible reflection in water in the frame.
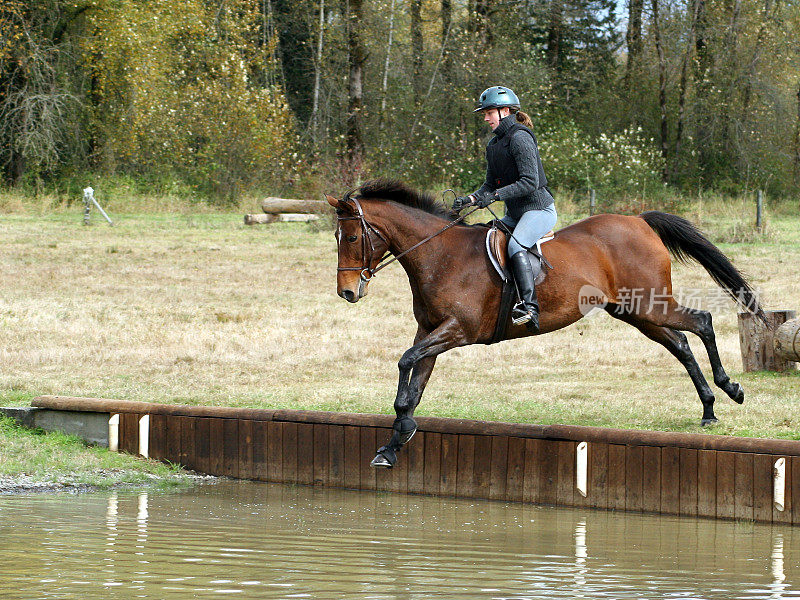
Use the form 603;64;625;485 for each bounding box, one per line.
771;534;787;599
0;481;798;599
574;519;587;589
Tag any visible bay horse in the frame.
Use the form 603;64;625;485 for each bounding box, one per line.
326;179;765;468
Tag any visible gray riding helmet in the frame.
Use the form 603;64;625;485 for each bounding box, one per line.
474;86;521;113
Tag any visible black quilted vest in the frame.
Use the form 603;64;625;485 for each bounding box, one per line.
486;122;549;191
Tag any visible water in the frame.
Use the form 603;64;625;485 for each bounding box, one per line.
0;480;798;599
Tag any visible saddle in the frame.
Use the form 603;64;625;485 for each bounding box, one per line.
486;225;554;286
484;222;555;344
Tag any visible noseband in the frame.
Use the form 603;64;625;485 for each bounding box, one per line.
336;195;480;283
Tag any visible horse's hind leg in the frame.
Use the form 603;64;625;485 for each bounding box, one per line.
606;306;719;425
660;307;744;404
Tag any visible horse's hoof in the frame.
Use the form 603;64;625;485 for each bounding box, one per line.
370;445;396;469
701;417;719;427
370;454;393;469
731;383;745;404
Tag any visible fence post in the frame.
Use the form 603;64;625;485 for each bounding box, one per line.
589;189;596;216
756;190;763;230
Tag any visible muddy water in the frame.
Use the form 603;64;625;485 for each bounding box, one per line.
0;481;798;599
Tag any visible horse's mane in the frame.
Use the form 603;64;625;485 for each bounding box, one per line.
347;178;455;220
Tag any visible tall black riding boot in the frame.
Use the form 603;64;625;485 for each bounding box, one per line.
509;251;540;333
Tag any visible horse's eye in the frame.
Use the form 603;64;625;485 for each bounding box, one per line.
347;235;358;243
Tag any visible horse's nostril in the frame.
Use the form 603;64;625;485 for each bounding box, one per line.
342;289;356;303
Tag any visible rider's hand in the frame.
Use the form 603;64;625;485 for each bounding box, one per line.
473;190;498;209
452;196;472;212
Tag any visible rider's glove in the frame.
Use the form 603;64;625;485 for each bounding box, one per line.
473;190;498;209
452;196;471;212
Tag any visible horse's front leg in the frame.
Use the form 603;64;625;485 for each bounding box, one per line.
371;320;466;468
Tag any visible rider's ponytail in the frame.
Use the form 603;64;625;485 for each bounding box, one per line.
515;110;533;129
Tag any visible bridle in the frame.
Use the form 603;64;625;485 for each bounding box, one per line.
335;196;390;285
335;193;480;285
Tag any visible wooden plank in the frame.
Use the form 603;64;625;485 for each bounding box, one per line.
266;422;283;482
251;420;268;481
342;426;361;489
313;424;330;486
587;442;608;509
679;448;698;517
282;422;299;484
440;434;458;497
786;456;800;525
641;446;661;513
753;454;774;523
407;431;426;494
774;455;792;525
538;439;560;506
506;437;526;503
238;420;254;480
489;436;509;501
734;452;754;521
222;419;239;478
473;436;492;498
423;432;442;495
523;438;540;504
374;428;393;492
697;449;717;518
557;441;576;508
625;445;643;512
359;427;377;491
194;418;210;474
607;444;626;510
456;434;476;498
120;413;139;455
296;423;314;485
790;456;800;525
165;415;182;465
180;417;197;471
389;441;409;494
149;414;167;461
328;425;345;488
661;446;680;515
208;418;224;476
716;451;736;520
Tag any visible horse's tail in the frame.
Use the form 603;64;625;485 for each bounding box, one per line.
639;210;766;324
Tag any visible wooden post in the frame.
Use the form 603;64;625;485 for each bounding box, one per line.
738;310;797;372
589;189;596;216
756;190;764;229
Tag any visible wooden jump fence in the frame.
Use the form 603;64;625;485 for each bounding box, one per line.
31;395;800;525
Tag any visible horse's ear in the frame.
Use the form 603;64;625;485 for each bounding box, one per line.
324;194;339;208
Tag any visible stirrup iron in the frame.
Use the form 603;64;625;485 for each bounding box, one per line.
511;301;533;325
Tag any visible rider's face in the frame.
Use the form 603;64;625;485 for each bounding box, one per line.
483;107;511;130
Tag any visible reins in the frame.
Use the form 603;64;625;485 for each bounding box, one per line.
336;194;481;283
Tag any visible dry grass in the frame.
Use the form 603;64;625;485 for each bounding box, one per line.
1;203;798;440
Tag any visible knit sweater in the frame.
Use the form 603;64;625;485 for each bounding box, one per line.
472;115;554;219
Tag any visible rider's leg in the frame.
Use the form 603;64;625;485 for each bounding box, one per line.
507;205;557;331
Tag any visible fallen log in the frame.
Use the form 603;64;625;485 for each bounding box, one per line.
774;318;800;363
244;213;319;225
261;197;327;214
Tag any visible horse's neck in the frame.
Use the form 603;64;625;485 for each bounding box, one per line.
369;203;454;276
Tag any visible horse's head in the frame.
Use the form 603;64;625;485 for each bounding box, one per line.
326;193;390;303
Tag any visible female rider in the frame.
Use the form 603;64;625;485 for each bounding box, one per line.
452;86;557;333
